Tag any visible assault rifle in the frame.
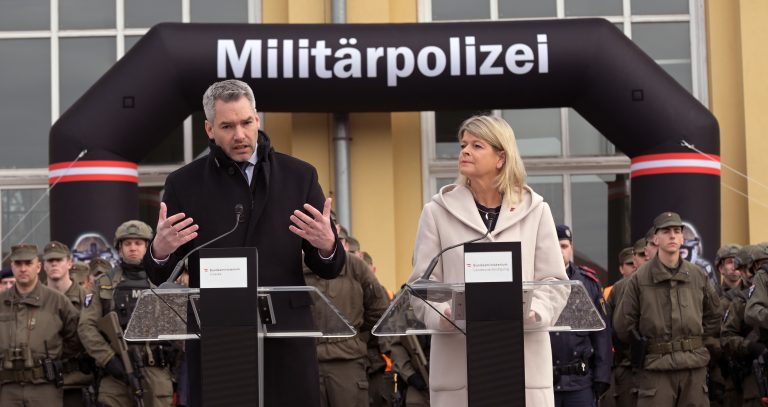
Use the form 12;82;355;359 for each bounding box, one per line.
97;311;146;407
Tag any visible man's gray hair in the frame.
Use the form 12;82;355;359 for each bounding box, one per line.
202;79;257;122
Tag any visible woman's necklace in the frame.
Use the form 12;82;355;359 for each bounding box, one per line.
475;201;501;231
476;204;500;220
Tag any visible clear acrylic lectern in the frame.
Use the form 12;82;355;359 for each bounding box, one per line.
125;285;355;406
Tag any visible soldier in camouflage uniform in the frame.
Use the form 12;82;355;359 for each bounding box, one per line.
721;245;763;407
42;241;95;407
0;244;81;406
614;212;721;407
304;250;389;407
78;220;175;407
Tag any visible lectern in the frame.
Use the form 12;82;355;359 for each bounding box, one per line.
373;242;604;406
125;247;355;406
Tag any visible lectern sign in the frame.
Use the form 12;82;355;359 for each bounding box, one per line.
199;256;248;288
464;251;513;283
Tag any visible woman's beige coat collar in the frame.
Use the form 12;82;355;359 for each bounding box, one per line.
433;184;544;239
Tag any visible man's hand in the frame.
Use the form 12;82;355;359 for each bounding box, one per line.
104;356;128;384
593;381;610;400
152;202;199;260
289;197;336;256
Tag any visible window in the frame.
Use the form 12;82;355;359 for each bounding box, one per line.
0;0;257;253
0;0;256;172
421;0;705;278
1;188;49;265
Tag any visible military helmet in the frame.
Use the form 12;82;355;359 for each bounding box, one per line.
751;244;768;265
736;245;756;270
714;244;741;266
114;220;153;248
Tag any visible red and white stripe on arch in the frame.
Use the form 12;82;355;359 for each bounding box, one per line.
630;153;720;178
48;160;139;184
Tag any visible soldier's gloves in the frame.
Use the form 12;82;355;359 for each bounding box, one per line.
78;355;97;374
747;341;767;360
407;372;428;391
592;381;610;400
104;356;129;383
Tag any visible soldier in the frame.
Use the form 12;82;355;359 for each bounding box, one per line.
0;267;14;293
368;281;430;407
88;257;113;283
78;220;175;406
605;248;637;316
633;238;649;269
743;245;768;403
721;245;762;407
614;212;721;407
304;245;389;407
347;236;362;257
369;333;431;407
70;261;91;289
604;247;636;301
644;227;659;260
718;245;744;295
708;244;743;407
42;241;94;407
0;244;81;406
43;241;87;310
551;225;611;406
603;247;639;407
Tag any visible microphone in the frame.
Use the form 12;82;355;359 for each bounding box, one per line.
405;227;491;333
413;227;491;284
159;204;244;288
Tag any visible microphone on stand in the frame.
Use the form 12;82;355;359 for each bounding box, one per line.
159;204;244;288
408;228;491;303
413;228;492;284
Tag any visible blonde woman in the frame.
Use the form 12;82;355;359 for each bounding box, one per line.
408;115;568;406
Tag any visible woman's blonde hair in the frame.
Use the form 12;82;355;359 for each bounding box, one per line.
455;115;527;205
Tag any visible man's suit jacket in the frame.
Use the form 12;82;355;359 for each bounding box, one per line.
145;130;345;406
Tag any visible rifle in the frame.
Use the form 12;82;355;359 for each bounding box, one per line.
97;311;145;407
752;353;768;405
401;335;429;386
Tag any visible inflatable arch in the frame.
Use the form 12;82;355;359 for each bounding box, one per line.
49;19;720;264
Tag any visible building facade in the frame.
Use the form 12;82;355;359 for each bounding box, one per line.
0;0;765;289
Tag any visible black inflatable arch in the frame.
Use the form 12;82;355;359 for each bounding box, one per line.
50;19;720;263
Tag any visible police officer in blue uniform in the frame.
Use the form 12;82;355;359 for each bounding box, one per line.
550;224;612;406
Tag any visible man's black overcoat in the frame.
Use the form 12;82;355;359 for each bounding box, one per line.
144;131;344;406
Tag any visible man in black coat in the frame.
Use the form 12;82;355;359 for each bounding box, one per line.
144;79;345;406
